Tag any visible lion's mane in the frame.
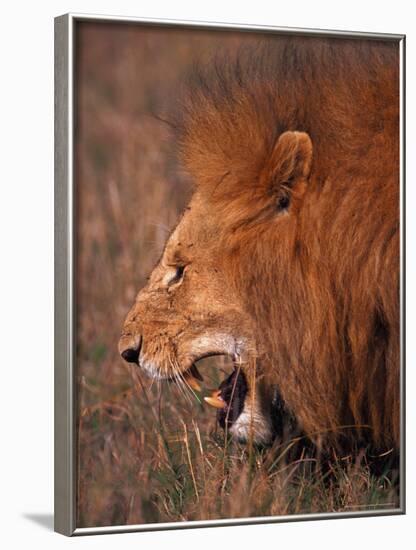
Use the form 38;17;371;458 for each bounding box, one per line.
176;36;400;448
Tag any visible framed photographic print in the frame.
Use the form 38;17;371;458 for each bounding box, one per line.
54;13;405;536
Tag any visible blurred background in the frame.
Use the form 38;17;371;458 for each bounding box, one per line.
75;21;398;528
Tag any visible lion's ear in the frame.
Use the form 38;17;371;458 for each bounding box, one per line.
265;131;313;209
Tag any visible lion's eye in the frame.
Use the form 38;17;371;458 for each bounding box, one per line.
277;194;290;211
168;265;185;286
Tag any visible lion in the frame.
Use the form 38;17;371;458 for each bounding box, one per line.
119;36;400;453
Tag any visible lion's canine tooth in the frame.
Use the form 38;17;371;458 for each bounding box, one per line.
204;392;227;409
183;371;202;392
190;363;204;381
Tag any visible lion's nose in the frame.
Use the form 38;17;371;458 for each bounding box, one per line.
120;336;142;364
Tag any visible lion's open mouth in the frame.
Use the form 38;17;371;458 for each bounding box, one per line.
180;359;248;427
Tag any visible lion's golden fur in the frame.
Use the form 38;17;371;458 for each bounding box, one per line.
175;37;400;448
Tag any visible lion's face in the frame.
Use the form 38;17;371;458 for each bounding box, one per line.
119;130;313;444
119;193;256;384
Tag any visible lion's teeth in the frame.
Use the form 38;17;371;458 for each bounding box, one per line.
183;371;202;392
204;395;226;409
206;389;221;397
190;363;204;381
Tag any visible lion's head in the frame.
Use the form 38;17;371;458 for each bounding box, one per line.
119;128;312;444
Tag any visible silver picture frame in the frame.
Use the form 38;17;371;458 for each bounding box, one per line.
54;13;406;536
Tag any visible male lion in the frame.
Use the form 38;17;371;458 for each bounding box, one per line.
119;37;400;453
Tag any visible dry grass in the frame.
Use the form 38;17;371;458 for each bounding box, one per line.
75;22;399;528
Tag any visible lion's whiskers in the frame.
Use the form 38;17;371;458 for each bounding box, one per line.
168;355;193;405
175;361;201;403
